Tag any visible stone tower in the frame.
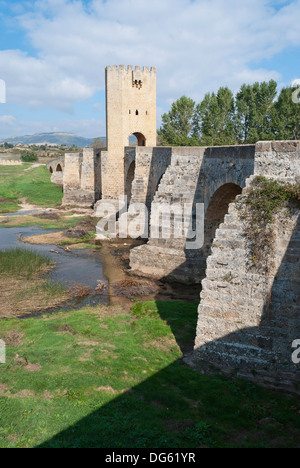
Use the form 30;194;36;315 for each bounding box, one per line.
101;65;157;201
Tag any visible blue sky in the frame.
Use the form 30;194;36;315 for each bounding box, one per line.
0;0;299;139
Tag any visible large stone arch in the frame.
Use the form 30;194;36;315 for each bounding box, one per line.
203;183;243;257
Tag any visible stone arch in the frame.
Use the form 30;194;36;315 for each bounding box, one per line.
125;160;136;204
129;132;146;147
203;183;242;257
56;164;63;172
49;166;53;173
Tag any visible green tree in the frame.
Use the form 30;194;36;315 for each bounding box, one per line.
270;86;300;140
235;80;277;143
158;96;198;146
21;151;38;162
195;87;235;145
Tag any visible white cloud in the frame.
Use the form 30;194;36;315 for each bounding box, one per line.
0;115;16;126
0;0;299;135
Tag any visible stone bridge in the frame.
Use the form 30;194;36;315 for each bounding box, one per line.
130;143;255;282
130;140;300;393
45;63;300;392
46;157;64;188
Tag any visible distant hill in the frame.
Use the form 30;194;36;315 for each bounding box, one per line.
0;132;103;148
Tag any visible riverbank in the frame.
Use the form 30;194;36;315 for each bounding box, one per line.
0;249;69;318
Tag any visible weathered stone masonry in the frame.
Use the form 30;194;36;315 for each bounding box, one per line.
192;141;300;393
130;144;255;283
47;65;300;392
62;148;102;207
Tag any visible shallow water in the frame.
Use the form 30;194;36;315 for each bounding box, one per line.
0;225;201;316
0;210;40;217
0;226;110;311
0;226;105;287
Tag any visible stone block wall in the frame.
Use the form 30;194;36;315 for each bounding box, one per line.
62;148;101;207
130;144;255;282
129;146;172;211
192;141;300;393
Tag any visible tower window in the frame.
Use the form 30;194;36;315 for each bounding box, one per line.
136;110;139;115
129;110;131;114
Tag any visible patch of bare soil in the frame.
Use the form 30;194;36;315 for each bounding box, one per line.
65;226;90;238
20;231;70;245
112;278;158;298
33;211;60;220
18;197;40;212
0;331;24;347
0;276;69;318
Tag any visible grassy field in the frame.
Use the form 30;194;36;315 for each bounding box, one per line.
0;165;63;213
0;301;300;448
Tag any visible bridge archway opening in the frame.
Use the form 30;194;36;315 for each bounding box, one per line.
203;183;242;257
49;167;53;173
56;164;62;172
129;132;146;147
125;161;136;204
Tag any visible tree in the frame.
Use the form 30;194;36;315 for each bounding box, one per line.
195;87;235;145
158;79;299;148
91;137;106;150
21;151;38;162
270;86;300;140
235;80;277;143
158;96;198;146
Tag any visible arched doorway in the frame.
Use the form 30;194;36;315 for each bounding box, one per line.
129;132;146;147
203;183;242;257
125;161;136;204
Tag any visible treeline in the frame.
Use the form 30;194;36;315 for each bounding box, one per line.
158;80;300;146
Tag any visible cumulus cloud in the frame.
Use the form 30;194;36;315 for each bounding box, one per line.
0;0;299;136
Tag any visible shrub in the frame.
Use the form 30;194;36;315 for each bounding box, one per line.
239;176;300;271
21;151;38;162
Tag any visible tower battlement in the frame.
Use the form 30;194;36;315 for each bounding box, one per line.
106;65;156;74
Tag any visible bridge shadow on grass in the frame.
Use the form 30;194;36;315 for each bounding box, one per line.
36;299;300;449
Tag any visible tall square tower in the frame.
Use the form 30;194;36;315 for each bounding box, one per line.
101;65;157;201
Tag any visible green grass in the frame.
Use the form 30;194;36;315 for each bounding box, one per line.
0;301;300;448
0;248;52;279
0;165;63;213
0;215;88;230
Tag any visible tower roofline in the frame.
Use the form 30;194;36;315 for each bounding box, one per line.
106;65;156;73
